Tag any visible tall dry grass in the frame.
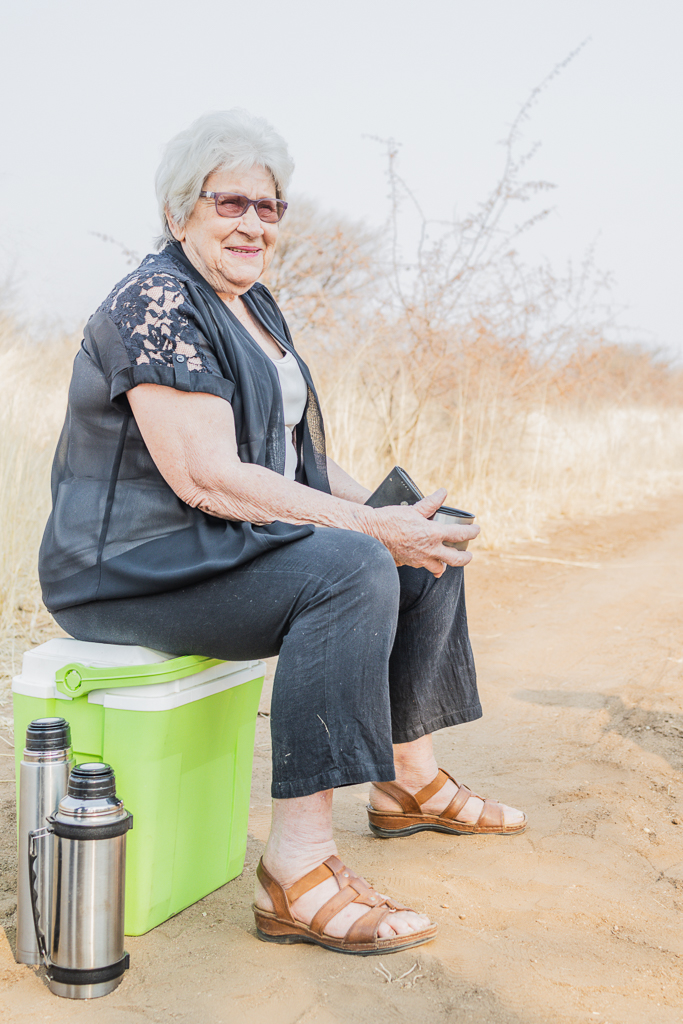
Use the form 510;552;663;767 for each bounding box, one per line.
308;329;683;547
0;317;79;681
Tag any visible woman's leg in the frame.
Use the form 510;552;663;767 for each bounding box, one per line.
370;564;524;825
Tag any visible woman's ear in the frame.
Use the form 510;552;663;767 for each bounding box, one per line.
166;208;185;242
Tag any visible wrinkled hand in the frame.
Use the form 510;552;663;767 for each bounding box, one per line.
371;489;480;577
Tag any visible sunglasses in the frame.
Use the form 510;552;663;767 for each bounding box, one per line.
199;191;288;223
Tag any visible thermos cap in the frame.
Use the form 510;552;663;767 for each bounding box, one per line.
25;717;72;751
67;762;117;800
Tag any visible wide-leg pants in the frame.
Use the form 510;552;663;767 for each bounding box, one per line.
55;529;481;799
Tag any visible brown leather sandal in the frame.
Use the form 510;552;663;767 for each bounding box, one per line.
368;769;528;838
253;854;437;955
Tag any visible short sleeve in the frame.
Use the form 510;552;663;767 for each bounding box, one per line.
85;270;235;404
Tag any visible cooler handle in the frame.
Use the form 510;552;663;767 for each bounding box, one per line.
55;655;223;698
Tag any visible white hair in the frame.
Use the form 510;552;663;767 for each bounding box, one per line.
154;109;295;248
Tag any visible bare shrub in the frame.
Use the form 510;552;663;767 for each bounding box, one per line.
263;196;381;339
265;74;683;548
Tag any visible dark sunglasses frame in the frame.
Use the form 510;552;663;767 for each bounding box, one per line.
199;191;288;223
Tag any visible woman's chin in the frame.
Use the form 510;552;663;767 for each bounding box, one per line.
219;260;263;293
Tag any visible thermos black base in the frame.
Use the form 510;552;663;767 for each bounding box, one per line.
48;953;130;1000
50;977;123;1000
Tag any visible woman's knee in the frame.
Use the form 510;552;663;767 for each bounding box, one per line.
308;529;400;614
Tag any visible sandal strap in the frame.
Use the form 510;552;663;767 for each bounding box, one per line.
285;861;334;904
309;860;395;936
440;784;473;821
476;799;505;830
256;859;295;923
263;854;343;910
345;904;393;944
311;888;360;937
322;855;379;901
280;854;384;911
372;780;422;814
310;885;361;935
373;769;452;813
325;853;352;884
414;769;451;806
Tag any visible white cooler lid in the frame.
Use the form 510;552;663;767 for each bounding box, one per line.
12;638;263;712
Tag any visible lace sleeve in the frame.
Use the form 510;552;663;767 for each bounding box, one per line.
88;265;236;405
107;271;211;374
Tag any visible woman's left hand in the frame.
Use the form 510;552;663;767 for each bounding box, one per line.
363;489;480;577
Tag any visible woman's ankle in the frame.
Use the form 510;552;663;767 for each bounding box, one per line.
262;789;337;885
391;734;439;792
262;835;338;886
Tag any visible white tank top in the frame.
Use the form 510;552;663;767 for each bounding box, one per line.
268;349;308;480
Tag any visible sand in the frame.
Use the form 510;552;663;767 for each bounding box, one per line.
2;495;682;1023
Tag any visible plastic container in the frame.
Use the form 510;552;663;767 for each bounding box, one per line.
13;638;265;935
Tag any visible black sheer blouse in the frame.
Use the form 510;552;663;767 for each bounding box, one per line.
39;243;330;612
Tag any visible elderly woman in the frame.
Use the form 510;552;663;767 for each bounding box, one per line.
39;109;525;956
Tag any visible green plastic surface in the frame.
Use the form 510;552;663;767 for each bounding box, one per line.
55;654;222;697
13;663;264;935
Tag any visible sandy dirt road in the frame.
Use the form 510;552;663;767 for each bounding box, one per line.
2;496;682;1023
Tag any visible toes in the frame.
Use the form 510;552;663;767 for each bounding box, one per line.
501;803;526;826
388;915;414;937
461;796;526;827
385;910;432;937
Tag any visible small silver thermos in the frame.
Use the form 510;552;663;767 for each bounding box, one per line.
17;717;74;965
29;762;133;999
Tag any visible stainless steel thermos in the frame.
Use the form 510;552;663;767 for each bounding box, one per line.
18;721;134;1000
17;717;74;966
28;762;133;998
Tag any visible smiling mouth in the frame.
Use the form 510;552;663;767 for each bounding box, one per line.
227;247;262;257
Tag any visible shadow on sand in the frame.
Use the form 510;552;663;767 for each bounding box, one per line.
514;688;683;773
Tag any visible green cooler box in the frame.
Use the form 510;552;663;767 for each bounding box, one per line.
12;638;265;935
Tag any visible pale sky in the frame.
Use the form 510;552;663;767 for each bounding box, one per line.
2;0;682;358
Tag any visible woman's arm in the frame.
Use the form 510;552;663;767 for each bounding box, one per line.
326;458;372;504
127;384;477;576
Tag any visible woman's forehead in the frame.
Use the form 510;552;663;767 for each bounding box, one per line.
204;164;277;197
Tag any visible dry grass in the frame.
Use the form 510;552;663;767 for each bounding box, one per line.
0;317;78;684
300;325;683;548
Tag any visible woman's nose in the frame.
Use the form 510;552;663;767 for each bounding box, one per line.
236;204;264;235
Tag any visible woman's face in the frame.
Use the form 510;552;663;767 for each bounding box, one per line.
168;165;280;299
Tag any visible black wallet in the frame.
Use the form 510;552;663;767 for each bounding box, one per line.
365;466;424;508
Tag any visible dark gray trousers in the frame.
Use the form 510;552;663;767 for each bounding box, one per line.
55;528;480;799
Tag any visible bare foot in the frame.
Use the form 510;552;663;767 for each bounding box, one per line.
255;791;433;941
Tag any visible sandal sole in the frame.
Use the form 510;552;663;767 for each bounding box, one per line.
368;821;528;839
255;926;436;956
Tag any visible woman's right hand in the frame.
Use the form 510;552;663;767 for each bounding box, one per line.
368;489;480;577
